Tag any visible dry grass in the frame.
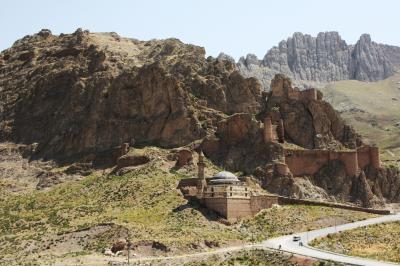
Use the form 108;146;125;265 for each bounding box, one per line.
321;73;400;166
311;221;400;263
0;146;378;265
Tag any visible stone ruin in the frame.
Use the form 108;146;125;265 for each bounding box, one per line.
263;74;381;178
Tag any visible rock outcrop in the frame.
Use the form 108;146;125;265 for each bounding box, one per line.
1;29;399;208
0;29;263;160
264;74;362;150
235;32;400;88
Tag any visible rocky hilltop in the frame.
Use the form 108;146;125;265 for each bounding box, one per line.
231;32;400;88
0;29;262;160
0;29;399;207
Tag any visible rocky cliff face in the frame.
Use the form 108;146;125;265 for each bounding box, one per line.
0;29;263;160
234;32;400;88
1;29;399;208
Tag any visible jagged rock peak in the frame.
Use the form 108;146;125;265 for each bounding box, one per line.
238;54;261;68
236;31;400;88
217;52;235;63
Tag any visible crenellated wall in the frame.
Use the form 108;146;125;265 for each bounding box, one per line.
272;83;318;102
284;146;379;177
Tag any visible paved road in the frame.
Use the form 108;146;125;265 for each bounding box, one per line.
122;214;400;265
263;214;400;266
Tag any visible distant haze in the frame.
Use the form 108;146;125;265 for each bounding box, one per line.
1;0;400;59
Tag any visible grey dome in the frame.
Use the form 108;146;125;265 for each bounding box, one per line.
210;171;239;184
214;171;237;179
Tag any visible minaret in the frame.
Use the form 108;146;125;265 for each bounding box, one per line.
196;150;206;197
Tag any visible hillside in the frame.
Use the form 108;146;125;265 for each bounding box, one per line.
0;28;262;160
0;146;377;265
311;221;400;263
0;29;399;264
321;73;400;165
0;28;388;205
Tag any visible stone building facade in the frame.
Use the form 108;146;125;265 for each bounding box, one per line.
178;152;278;220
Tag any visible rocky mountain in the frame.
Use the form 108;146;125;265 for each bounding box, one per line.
229;32;400;88
0;29;399;208
0;29;263;161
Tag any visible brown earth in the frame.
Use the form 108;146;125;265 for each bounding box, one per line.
0;29;399;207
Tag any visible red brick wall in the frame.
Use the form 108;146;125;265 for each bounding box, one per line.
369;146;381;169
285;149;359;177
357;146;371;169
337;151;358;176
356;145;381;169
284;149;330;176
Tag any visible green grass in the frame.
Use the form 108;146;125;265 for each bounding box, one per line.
0;147;379;265
310;221;400;263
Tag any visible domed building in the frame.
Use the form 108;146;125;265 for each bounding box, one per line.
178;151;279;220
203;171;249;198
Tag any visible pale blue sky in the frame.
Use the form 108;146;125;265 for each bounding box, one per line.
1;0;399;59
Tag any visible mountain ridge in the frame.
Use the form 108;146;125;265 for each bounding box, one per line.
219;32;400;89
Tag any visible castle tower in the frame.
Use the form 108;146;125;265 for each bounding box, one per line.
263;116;275;143
349;150;360;177
196;150;206;197
369;146;381;169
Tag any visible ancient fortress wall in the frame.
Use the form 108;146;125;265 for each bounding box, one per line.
357;145;380;169
284;147;379;177
272;84;318;101
277;197;390;215
284;149;330;176
336;151;359;177
250;195;279;214
266;81;380;177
